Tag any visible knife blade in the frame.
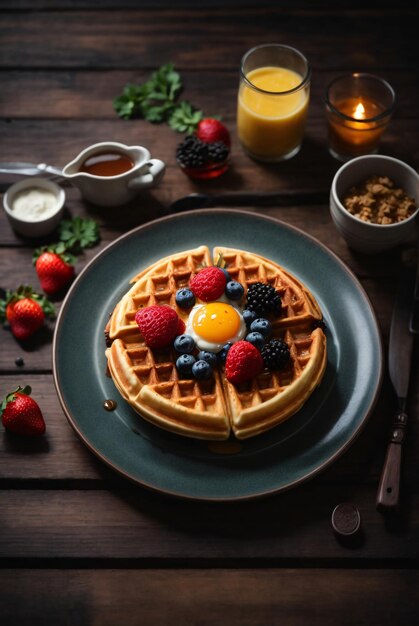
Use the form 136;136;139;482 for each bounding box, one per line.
376;268;416;511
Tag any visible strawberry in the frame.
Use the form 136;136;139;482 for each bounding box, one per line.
225;340;264;384
190;267;227;302
196;118;231;148
34;251;75;295
0;285;55;341
135;305;180;349
1;385;46;436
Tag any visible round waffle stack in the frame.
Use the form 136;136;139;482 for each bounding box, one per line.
106;246;327;440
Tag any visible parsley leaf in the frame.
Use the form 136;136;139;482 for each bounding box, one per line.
168;101;204;133
113;63;203;132
58;217;100;254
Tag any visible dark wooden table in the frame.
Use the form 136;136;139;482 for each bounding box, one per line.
1;2;418;624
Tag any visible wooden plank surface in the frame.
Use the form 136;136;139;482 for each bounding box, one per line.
0;9;417;70
1;569;417;626
0;488;418;562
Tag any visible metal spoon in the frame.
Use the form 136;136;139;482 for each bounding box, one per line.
0;162;64;177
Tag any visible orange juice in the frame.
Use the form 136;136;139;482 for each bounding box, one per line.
238;66;309;161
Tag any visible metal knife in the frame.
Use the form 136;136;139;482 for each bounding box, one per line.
170;190;328;212
376;268;416;512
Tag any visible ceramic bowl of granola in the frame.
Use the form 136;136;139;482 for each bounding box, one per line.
330;155;419;253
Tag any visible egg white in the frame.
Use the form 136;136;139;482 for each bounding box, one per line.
185;301;246;353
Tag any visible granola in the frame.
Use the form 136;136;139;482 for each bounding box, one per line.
343;175;416;225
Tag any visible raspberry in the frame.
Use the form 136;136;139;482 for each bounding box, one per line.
189;267;227;302
177;318;186;336
225;340;264;384
135;305;180;349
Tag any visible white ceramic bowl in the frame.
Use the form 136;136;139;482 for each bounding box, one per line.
3;177;65;237
330;155;419;253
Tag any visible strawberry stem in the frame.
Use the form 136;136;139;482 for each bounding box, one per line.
0;385;31;417
0;285;55;324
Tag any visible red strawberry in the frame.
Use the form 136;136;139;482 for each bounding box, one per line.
1;285;55;341
135;305;180;349
225;340;264;384
1;385;46;436
190;267;227;302
196;118;231;148
35;251;75;295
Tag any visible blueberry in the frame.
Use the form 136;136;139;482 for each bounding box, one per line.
192;359;213;380
198;350;218;368
225;280;244;301
243;309;257;328
245;331;265;350
217;342;232;362
250;318;272;337
174;334;195;354
175;288;196;309
176;354;196;377
220;267;231;281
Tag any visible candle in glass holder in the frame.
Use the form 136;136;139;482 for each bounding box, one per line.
325;74;395;161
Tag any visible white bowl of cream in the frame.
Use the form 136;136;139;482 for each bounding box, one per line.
3;177;65;237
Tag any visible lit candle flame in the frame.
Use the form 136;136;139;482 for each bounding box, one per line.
353;101;366;120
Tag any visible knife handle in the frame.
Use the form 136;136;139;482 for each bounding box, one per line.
376;411;407;511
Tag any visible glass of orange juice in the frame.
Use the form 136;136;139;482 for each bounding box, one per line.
237;44;311;162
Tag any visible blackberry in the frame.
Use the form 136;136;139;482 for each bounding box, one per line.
176;136;209;168
208;141;229;163
246;282;282;317
261;339;290;370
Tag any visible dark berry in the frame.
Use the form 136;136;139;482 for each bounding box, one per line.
243;309;257;328
176;135;209;168
15;357;24;367
175;288;196;309
245;332;265;351
174;334;195;354
219;267;231;281
250;318;272;337
176;354;196;377
246;282;282;317
217;342;232;362
225;280;244;301
261;339;291;370
207;141;229;163
198;350;218;368
192;359;213;380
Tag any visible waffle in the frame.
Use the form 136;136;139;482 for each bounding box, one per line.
106;246;327;440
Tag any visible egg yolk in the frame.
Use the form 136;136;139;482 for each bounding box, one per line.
192;303;241;343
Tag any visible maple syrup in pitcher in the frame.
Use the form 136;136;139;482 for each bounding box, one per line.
80;151;135;176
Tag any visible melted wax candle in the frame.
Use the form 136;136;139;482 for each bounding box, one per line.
327;96;388;159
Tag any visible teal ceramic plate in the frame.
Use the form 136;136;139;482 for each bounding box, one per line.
53;210;383;501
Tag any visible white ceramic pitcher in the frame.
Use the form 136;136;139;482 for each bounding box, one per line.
62;142;166;207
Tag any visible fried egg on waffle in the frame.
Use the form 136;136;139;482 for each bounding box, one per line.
106;245;327;440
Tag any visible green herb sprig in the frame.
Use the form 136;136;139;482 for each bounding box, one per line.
113;63;204;132
32;218;100;264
